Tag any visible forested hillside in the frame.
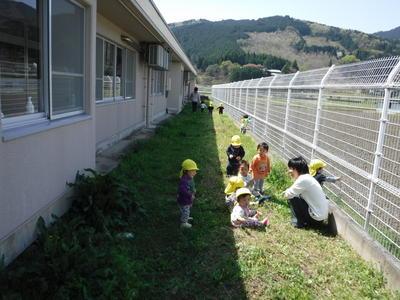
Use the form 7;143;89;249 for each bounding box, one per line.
171;16;400;71
375;26;400;40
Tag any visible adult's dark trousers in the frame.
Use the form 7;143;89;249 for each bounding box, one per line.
288;196;323;228
192;102;198;112
226;161;240;176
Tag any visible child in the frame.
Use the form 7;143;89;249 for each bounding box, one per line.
240;115;250;134
207;101;214;114
231;188;269;228
217;103;224;114
224;176;245;209
177;159;199;229
226;135;245;176
238;160;253;189
200;101;207;112
309;159;341;186
250;142;271;194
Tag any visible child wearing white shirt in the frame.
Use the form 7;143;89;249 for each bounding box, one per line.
231;188;269;228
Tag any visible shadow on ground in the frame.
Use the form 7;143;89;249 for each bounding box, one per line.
115;107;247;298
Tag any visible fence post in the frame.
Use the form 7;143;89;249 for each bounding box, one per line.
264;75;278;137
245;80;251;112
238;81;246;111
364;59;400;230
252;78;263;132
282;71;300;157
311;65;336;160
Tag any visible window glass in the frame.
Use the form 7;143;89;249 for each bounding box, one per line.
125;50;136;98
95;37;103;100
103;41;114;98
52;0;84;115
115;47;123;97
0;0;42;118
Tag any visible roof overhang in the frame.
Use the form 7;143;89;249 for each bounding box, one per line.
97;0;197;76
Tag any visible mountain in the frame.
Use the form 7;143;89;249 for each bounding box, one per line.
170;16;400;71
375;26;400;40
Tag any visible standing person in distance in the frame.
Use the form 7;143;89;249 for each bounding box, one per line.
226;135;245;176
190;87;201;112
217;103;224;114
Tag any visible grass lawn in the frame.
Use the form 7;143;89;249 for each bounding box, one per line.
111;107;396;299
1;106;398;299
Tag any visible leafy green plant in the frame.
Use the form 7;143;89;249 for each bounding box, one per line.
67;169;137;231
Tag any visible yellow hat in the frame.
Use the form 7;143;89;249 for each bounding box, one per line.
180;159;199;177
209;101;214;107
231;135;241;146
309;159;326;177
224;176;244;195
235;187;252;198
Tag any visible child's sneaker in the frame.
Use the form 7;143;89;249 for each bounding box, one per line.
180;222;192;229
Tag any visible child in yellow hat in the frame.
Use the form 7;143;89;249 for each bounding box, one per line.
226;135;245;176
224;176;245;209
230;188;269;228
309;159;341;186
177;159;199;229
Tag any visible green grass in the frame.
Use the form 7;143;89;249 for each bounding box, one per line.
1;106;399;299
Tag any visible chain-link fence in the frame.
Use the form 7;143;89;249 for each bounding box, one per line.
212;57;400;261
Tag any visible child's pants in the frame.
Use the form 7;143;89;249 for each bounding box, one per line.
179;205;191;223
253;178;264;192
226;162;240;176
236;218;265;228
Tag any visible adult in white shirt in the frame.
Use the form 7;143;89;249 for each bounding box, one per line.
190;87;201;112
283;156;329;228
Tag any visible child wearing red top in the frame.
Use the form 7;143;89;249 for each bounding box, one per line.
250;142;271;194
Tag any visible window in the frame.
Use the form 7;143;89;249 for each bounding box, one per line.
151;69;165;95
96;37;136;101
0;0;86;123
0;0;43;118
95;37;103;100
103;41;114;99
51;0;85;116
125;50;136;98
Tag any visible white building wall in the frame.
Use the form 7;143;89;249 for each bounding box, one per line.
167;62;184;113
95;14;146;150
0;0;97;264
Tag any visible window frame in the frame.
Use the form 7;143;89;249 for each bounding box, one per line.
1;0;87;128
95;35;137;103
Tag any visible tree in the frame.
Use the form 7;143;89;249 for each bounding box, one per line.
338;54;360;65
281;62;292;74
291;60;299;71
229;66;264;82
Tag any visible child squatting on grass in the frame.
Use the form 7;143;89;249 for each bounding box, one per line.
250;142;271;194
177;159;199;229
226;135;245;176
230;188;269;228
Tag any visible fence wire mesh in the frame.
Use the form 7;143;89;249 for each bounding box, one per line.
212;56;400;261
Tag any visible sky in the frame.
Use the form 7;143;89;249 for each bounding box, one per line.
152;0;399;34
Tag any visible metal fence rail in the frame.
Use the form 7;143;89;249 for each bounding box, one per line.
212;56;400;261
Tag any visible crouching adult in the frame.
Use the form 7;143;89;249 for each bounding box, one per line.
283;156;329;229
